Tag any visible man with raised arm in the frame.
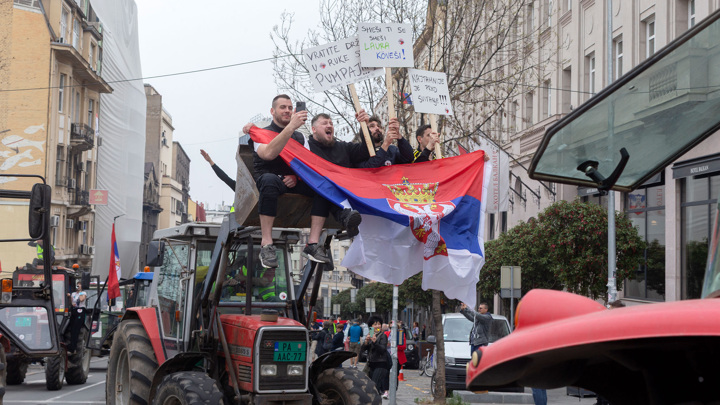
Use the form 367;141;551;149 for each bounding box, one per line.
242;95;360;267
354;109;414;168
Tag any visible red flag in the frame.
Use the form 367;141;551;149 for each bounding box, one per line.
457;141;470;155
107;223;121;300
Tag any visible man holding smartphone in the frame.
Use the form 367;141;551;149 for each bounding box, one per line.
243;95;361;268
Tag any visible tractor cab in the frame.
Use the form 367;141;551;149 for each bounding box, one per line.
466;9;720;405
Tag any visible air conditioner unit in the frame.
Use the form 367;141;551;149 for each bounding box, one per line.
68;178;77;189
88;246;95;255
50;215;60;227
80;244;89;255
66;219;75;229
58;37;64;43
76;221;87;231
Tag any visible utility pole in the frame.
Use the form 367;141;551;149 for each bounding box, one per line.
606;0;618;304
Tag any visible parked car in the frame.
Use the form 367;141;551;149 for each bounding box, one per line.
357;324;420;369
437;313;512;395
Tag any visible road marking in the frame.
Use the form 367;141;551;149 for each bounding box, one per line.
46;381;105;401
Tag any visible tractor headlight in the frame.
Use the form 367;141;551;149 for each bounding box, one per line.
287;364;304;376
407;344;414;351
260;364;277;376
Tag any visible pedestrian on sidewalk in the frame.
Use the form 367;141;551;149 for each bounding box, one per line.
531;388;547;405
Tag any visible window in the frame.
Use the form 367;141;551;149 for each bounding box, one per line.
681;173;720;299
74;91;81;123
524;91;534;128
689;0;696;28
509;101;518;132
89;44;95;69
562;67;571;114
544;0;553;28
543;80;552;117
526;3;535;33
646;18;656;58
58;74;66;112
72;19;80;50
625;181;666;301
59;8;68;42
584;54;596;101
614;37;623;81
88;99;94;128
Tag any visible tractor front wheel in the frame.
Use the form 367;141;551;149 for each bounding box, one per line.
154;371;225;405
6;358;27;385
45;351;66;391
315;367;381;405
106;320;159;405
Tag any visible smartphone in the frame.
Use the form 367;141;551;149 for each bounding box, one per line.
295;101;306;112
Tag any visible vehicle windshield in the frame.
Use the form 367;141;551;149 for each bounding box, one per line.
219;241;290;306
0;306;52;350
529;11;720;192
444;317;510;343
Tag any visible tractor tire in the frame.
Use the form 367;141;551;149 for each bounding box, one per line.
0;342;6;402
45;351;66;391
66;328;91;385
6;359;28;385
154;371;225;405
315;367;381;405
106;320;159;405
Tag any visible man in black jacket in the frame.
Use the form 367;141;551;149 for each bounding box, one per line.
412;124;439;163
354;109;414;167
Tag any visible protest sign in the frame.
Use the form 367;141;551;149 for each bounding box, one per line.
358;23;414;68
303;36;383;93
408;69;453;115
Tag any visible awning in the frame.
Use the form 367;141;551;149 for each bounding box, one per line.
672;153;720;179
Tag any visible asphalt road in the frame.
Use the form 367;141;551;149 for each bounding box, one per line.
4;358;108;405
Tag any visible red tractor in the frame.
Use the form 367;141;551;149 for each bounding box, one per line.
466;10;720;404
105;216;381;404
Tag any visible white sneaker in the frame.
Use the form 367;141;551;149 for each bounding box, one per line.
382;391;389;399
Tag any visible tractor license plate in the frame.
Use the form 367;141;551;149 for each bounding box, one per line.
273;341;306;362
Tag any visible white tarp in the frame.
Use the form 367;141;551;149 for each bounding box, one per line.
469;137;509;213
91;0;145;278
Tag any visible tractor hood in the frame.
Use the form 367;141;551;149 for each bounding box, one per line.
220;314;304;330
466;289;720;405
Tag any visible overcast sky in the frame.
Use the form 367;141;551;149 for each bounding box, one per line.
136;1;321;210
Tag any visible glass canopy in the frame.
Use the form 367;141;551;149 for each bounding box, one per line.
529;10;720;192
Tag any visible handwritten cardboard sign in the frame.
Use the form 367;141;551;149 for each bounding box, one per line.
358;23;414;68
303;36;383;93
408;69;453;115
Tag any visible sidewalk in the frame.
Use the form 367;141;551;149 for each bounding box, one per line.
347;359;599;404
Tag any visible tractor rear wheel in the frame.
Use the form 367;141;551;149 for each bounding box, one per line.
315;367;381;405
154;371;225;405
106;320;159;405
45;351;66;391
66;328;91;384
6;358;27;385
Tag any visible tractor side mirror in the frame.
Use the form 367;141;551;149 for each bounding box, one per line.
146;241;165;267
28;183;51;239
427;335;437;344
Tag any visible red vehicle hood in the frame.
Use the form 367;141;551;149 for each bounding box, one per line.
466;289;720;405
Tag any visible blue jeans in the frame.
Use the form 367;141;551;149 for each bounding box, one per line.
470;343;486;356
531;388;547;405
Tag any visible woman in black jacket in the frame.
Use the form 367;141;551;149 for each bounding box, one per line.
361;316;389;397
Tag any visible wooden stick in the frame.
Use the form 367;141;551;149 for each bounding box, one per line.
349;84;375;156
385;68;396;120
429;114;442;159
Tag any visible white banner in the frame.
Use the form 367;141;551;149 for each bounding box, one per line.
470;138;509;212
408;69;453;115
303;36;383;92
358;23;414;67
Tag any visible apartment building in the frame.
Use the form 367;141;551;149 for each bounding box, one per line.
0;0;111;271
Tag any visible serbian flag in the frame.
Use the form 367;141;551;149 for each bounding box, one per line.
249;127;491;307
107;223;122;300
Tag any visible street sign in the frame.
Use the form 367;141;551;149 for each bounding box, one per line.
500;266;522;289
365;297;376;313
89;189;108;205
333;304;341;315
350;288;356;303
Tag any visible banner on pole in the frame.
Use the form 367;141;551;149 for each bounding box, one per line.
470;137;509;213
303;36;383;92
408;69;453;115
358;23;414;68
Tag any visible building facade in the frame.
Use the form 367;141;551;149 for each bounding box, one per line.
0;0;111;272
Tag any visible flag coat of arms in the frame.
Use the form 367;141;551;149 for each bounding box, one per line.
249;127;491;307
107;223;122;300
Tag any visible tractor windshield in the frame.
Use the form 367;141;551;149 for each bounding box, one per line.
0;306;53;350
219;241;290;307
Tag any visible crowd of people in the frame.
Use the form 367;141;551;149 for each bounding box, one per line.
201;93;439;270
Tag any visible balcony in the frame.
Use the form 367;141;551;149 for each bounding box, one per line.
70;123;95;152
82;21;102;41
51;43;112;94
74;189;90;206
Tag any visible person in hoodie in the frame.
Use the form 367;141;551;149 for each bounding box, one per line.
353;109;414;167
